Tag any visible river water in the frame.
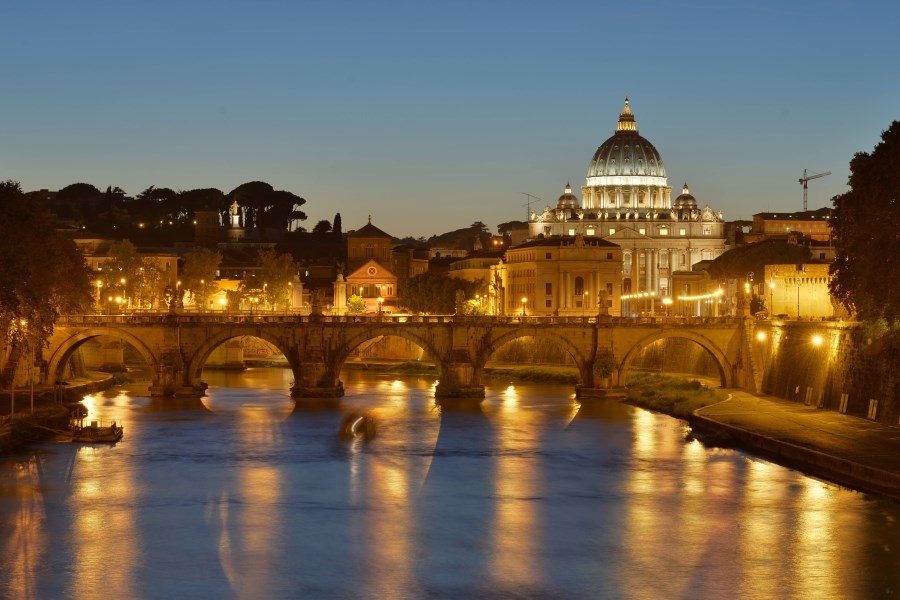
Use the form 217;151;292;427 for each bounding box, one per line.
0;368;898;599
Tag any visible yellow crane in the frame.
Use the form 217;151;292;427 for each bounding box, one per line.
799;169;831;211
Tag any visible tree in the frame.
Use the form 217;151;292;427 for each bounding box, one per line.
226;182;307;231
312;219;332;236
101;240;144;307
181;247;222;309
251;249;297;310
398;272;482;314
332;213;343;239
830;121;900;323
0;181;92;384
707;239;811;284
347;294;365;313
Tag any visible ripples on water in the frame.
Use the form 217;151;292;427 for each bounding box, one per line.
0;368;898;599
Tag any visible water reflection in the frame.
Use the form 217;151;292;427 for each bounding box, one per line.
0;368;897;599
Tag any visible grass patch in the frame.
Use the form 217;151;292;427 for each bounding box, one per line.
483;365;579;384
624;372;726;419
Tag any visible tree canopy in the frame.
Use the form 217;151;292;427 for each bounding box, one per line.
830;120;900;323
707;239;812;283
0;181;93;367
398;272;481;314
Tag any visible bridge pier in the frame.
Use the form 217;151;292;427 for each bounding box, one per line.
290;361;345;398
434;354;484;401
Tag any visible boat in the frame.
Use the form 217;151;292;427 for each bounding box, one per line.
71;420;124;443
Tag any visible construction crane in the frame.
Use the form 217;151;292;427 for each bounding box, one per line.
799;169;831;211
520;192;545;221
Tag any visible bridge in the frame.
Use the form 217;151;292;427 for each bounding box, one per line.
44;313;757;401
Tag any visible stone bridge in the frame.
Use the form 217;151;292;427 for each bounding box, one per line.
45;314;757;401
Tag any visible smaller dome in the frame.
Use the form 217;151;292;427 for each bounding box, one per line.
556;182;579;210
674;182;697;210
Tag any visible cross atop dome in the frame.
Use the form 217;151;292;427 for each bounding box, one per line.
616;97;637;132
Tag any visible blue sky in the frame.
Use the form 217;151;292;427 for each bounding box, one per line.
2;0;898;238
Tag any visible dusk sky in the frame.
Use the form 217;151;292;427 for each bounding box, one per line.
2;0;898;238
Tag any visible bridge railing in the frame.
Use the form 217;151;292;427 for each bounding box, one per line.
57;313;743;328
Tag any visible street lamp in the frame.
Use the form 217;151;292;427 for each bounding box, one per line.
521;296;527;316
662;297;672;317
769;281;775;315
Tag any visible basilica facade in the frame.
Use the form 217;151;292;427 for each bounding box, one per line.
527;100;727;299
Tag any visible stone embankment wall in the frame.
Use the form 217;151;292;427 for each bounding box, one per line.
753;320;899;426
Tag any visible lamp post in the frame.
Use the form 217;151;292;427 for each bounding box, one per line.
662;297;672;317
521;296;527;316
769;281;775;315
96;280;103;312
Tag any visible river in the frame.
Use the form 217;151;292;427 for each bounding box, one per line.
0;367;898;599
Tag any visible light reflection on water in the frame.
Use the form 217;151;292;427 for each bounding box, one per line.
0;367;897;599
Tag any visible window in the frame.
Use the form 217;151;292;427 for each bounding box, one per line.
702;225;711;236
574;276;584;296
607;252;613;259
545;282;552;295
639;228;646;235
546;252;552;259
679;228;687;236
680;253;686;266
544;226;552;235
660;253;668;268
606;283;613;296
639;254;646;268
701;249;711;260
586;228;595;236
568;228;575;236
545;299;552;308
659;227;669;236
609;228;616;235
365;247;374;258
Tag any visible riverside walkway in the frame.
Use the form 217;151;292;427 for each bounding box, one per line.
693;391;900;501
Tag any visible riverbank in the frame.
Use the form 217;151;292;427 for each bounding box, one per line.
0;371;115;452
603;372;900;501
689;392;900;501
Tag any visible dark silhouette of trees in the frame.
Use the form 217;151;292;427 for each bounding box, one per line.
225;182;307;231
708;239;812;283
830;121;900;323
398;272;480;314
312;219;332;236
0;181;93;382
332;213;343;239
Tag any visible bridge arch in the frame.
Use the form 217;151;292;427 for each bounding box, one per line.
330;327;445;384
186;329;299;389
479;328;592;386
619;330;733;388
47;327;159;384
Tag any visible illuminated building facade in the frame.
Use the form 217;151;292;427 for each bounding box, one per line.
490;234;623;316
528;100;728;300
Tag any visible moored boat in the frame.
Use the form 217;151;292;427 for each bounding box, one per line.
71;420;123;443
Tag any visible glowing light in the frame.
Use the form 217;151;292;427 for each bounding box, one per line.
811;334;823;346
756;331;767;341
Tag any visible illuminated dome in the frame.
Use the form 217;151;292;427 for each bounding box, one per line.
674;182;697;210
581;99;672;211
586;98;667;185
556;182;579;209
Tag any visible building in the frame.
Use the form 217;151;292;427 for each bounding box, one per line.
764;263;849;319
744;208;832;243
528;99;728;302
491;234;623;316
